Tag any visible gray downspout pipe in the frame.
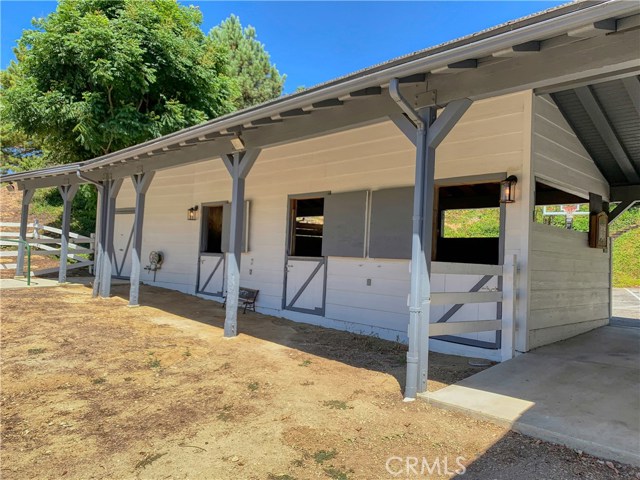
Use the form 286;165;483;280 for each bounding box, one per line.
389;79;430;401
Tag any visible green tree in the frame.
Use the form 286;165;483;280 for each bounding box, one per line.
209;15;285;110
1;0;234;166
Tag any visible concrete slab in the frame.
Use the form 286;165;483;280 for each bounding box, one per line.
423;326;640;466
613;287;640;322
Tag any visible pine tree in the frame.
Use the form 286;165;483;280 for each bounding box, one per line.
209;15;285;110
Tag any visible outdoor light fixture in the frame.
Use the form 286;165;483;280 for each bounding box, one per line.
187;205;199;221
500;175;518;203
230;135;245;151
5;182;15;192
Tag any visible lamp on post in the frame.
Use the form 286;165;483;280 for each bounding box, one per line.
500;175;518;203
187;205;199;221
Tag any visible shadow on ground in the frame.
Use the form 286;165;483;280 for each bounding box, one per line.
108;282;490;393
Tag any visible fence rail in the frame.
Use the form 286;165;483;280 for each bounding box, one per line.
428;255;518;362
0;221;95;277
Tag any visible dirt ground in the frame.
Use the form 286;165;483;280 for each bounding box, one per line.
2;284;639;480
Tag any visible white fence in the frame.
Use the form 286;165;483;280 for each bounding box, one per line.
428;255;517;361
0;222;95;276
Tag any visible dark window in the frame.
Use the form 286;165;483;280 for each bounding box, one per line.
289;197;324;257
435;182;502;265
202;205;224;253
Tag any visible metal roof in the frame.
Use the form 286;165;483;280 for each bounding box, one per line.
2;0;639;190
551;76;640;188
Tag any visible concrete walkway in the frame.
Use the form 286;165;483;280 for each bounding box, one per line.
612;287;640;326
423;326;640;466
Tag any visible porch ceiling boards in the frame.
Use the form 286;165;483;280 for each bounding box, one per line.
550;76;640;199
2;0;639;191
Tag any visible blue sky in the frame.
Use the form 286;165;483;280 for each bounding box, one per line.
1;1;566;94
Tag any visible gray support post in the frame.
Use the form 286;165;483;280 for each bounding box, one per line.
418;106;437;394
99;178;123;298
15;188;35;278
92;183;107;298
58;184;79;283
222;149;261;337
389;79;472;399
405;107;437;400
128;172;155;306
91;182;107;298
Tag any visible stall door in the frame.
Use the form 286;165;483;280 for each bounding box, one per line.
283;196;327;315
197;253;225;296
197;204;227;297
113;209;134;279
284;258;326;315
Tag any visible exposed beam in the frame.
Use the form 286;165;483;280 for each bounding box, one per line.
617;14;640;33
428;27;640;106
426;98;473;148
535;68;640;96
611;185;640;203
203;132;235;140
58;184;79;284
621;76;640;118
278;108;311;118
589;192;603;214
567;19;616;38
609;200;637;224
493;41;541;58
129;171;155;306
311;98;344;109
431;59;478;75
9;27;640;193
574;86;640;183
250;117;283;126
19;140;236;190
398;73;426;84
349;86;382;97
388;113;417;146
242;93;400;149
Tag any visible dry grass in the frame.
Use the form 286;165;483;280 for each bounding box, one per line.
1;284;638;480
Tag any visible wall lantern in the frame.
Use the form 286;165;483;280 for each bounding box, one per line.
187;205;199;221
500;175;518;203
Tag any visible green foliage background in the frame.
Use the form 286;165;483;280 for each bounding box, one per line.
1;0;284;236
448;205;640;287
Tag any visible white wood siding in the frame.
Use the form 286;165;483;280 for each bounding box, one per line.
528;222;610;349
532;94;609;199
115;91;532;359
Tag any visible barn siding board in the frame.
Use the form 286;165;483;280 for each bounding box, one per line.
529;318;609;348
113;92;531;357
528;223;610;349
532;94;609;199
